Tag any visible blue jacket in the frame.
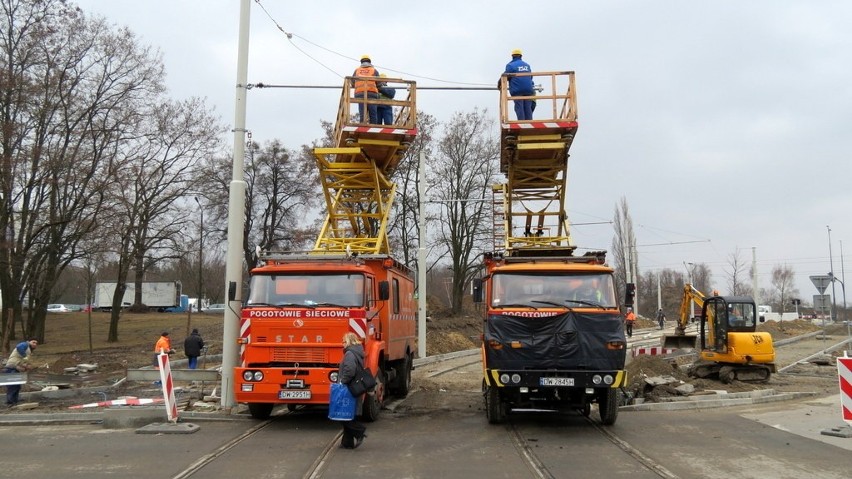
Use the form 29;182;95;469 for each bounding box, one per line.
378;85;395;101
504;58;534;96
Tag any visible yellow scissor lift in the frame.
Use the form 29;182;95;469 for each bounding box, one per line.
312;76;417;255
495;71;578;256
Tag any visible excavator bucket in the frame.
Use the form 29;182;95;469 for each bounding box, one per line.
661;334;697;350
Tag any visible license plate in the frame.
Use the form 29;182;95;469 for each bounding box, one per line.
279;390;311;399
540;377;574;386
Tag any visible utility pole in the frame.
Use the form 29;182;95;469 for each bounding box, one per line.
752;247;758;309
828;226;837;322
221;0;251;409
194;197;204;309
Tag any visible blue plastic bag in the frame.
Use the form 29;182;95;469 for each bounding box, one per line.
328;382;356;421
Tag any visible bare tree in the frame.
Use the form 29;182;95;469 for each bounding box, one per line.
203;134;320;276
0;1;165;343
725;248;751;296
427;108;500;314
611;197;636;307
637;268;687;319
770;264;797;318
103;97;223;341
387;112;437;269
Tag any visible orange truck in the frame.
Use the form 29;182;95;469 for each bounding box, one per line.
234;253;417;420
475;251;627;425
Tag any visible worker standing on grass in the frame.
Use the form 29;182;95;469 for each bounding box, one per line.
183;328;205;370
625;308;636;338
3;339;37;406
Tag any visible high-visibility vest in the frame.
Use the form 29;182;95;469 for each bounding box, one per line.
353;66;378;94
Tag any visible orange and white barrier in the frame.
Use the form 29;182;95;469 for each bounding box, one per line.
156;350;179;423
632;346;675;358
837;354;852;426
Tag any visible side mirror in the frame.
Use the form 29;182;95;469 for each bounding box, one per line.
228;281;237;302
378;281;390;301
472;279;483;303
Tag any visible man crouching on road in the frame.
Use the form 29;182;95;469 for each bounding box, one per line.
3;339;38;406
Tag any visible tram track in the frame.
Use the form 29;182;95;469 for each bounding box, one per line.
169;329;843;479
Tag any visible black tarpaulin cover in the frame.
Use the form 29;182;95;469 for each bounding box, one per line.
484;311;626;370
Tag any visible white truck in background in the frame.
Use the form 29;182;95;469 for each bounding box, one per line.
94;281;181;312
758;305;799;321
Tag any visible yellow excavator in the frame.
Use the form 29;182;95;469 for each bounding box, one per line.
662;284;775;382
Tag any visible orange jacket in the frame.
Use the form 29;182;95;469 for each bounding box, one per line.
154;335;172;353
625;311;636;323
353;65;378;94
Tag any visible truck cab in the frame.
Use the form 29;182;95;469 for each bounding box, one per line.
476;252;627;425
234;254;416;421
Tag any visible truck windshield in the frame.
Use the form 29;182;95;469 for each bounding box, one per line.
247;273;365;307
491;273;617;308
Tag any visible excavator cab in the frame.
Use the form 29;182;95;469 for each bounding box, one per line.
700;296;757;352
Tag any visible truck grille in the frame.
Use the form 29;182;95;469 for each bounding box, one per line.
272;347;328;363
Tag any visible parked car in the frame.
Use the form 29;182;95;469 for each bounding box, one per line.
47;304;71;313
204;304;225;314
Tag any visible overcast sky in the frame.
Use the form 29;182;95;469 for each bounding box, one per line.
73;0;852;307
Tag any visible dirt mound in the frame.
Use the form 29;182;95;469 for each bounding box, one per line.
758;319;821;339
425;314;481;355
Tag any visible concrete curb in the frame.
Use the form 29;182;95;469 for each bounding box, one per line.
621;389;817;412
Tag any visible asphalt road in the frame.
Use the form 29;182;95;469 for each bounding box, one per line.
1;327;850;478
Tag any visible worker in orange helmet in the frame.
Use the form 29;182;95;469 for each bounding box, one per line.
352;54;380;124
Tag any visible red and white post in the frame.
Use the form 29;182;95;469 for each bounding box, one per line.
156;350;179;423
837;354;852;427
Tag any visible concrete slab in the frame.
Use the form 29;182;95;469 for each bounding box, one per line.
821;425;852;438
742;394;852;451
102;406;165;429
135;422;200;434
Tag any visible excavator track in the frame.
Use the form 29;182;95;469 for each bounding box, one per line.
688;361;773;383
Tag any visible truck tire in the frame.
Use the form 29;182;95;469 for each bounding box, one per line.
394;353;412;398
248;403;274;420
361;367;385;422
598;388;619;426
484;383;506;424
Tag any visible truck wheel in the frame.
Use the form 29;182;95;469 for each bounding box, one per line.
395;353;412;398
248;403;274;420
598;388;619;426
361;367;385;422
580;402;591;417
484;383;506;424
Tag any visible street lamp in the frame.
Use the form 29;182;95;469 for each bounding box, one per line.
194;197;204;310
828;226;837;322
683;261;695;285
828;271;845;323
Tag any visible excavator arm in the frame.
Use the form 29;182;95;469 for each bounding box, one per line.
665;283;706;349
674;284;705;336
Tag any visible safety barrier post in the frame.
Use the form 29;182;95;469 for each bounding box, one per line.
156;350;179;423
821;352;852;438
838;353;852;426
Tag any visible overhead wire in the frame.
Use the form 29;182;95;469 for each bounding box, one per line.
253;0;493;87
